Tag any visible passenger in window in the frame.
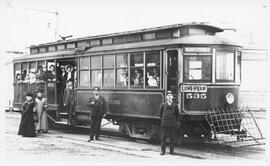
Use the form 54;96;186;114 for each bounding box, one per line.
37;65;51;83
65;65;75;82
16;74;23;84
23;74;30;83
48;65;56;82
29;70;37;84
119;70;128;86
21;70;27;80
132;69;143;86
147;68;160;87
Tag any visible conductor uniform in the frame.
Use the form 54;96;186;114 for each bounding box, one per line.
159;90;180;155
87;87;106;141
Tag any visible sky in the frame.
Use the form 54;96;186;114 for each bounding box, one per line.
1;0;270;53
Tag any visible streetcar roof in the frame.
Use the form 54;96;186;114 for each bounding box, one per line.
29;22;223;48
14;35;240;62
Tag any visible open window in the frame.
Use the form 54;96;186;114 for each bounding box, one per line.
130;52;144;88
146;51;160;88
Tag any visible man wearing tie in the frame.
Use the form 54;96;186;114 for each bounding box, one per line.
159;90;180;155
87;87;106;142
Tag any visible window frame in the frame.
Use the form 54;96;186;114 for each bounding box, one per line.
215;51;235;83
90;56;102;88
102;55;115;88
130;52;144;88
183;55;213;83
145;50;162;88
79;57;90;88
115;53;129;88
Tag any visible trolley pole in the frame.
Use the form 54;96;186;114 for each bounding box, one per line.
25;8;59;40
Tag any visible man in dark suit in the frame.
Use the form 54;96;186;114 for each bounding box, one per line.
87;87;106;142
63;80;76;125
159;90;180;155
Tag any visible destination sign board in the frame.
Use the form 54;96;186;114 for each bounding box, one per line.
180;85;207;93
184;47;211;53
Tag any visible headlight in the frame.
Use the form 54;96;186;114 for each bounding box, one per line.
225;93;235;104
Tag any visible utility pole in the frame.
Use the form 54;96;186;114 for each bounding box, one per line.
25;8;59;40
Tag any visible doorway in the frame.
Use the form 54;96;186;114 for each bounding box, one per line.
167;50;178;100
56;58;76;115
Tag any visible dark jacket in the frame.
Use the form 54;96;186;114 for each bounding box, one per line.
63;87;76;106
37;71;51;82
18;99;36;137
159;102;180;127
87;95;106;117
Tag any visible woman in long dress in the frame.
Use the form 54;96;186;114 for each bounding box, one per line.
35;91;48;133
18;92;36;137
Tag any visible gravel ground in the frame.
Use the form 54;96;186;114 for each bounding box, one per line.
4;112;267;165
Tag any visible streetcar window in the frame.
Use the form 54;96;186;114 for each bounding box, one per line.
130;52;144;87
91;56;101;86
103;55;114;87
79;70;90;87
113;36;125;44
142;33;156;40
21;62;29;81
126;34;141;43
30;48;38;54
48;46;56;52
236;51;241;83
39;47;46;53
90;40;101;46
91;56;101;69
183;56;212;82
116;54;128;87
67;43;76;49
146;51;160;87
216;52;234;81
102;38;113;45
77;41;90;48
14;63;21;82
189;28;205;35
80;57;90;69
57;44;65;50
79;57;90;87
156;30;172;39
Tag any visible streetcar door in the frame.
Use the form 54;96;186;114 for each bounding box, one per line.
56;58;76;117
166;50;178;98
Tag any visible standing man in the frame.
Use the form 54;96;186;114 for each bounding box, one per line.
87;87;106;142
63;80;76;125
159;90;180;155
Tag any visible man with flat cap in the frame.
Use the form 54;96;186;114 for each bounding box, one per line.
87;87;106;142
159;90;180;155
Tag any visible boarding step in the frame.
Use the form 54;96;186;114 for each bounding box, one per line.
129;134;151;140
54;118;68;125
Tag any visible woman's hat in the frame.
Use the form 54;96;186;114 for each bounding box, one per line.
26;92;33;97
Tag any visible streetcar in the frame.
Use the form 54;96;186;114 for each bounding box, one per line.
12;22;243;144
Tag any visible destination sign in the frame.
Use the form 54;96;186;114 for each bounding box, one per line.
184;47;211;53
180;85;207;93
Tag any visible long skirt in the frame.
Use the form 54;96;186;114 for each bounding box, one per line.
36;110;49;132
18;114;36;137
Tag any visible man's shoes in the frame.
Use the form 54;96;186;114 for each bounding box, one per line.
169;152;177;155
87;138;93;142
95;137;101;141
160;151;165;155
